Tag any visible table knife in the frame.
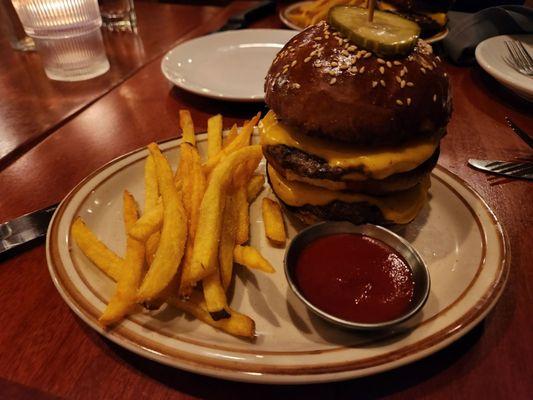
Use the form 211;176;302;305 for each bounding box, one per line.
0;204;58;256
218;0;276;31
468;159;533;180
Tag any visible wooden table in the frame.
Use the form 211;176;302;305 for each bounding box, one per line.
0;2;532;399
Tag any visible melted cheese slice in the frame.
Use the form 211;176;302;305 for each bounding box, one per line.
259;111;439;180
268;165;429;224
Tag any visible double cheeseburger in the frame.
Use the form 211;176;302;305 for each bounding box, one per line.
261;17;451;226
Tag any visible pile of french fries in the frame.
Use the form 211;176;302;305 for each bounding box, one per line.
288;0;366;28
71;110;287;338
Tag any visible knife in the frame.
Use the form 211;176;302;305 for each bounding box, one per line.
468;159;533;180
0;204;58;256
218;0;276;31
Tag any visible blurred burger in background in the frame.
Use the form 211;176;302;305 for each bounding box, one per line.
261;10;452;226
377;0;453;38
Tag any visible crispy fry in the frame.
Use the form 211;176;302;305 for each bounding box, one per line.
202;114;260;176
188;145;263;285
262;198;287;246
179;109;195;145
71;217;123;282
167;294;255;338
222;123;238;149
137;143;187;301
234;245;275;273
100;191;145;326
144;154;159;212
128;202;163;242
246;174;265;203
202;268;230;320
234;187;249;245
219;193;239;291
145;231;160;265
207;114;223;159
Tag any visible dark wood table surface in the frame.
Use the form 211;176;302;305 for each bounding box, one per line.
0;2;532;399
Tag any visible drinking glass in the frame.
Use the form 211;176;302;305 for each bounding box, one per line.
0;0;35;51
98;0;136;31
11;0;110;81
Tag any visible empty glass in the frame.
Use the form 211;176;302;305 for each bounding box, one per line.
98;0;136;31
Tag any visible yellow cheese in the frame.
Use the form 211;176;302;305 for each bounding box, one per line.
378;2;447;26
259;111;439;180
268;165;429;224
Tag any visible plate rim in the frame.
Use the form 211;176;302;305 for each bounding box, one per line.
279;1;449;43
46;135;510;384
160;29;296;102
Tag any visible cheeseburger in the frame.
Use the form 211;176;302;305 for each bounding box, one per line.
261;12;451;226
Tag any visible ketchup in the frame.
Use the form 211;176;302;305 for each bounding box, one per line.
294;233;414;324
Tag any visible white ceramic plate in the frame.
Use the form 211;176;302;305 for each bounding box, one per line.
279;1;449;44
475;34;533;101
47;132;509;384
161;29;297;102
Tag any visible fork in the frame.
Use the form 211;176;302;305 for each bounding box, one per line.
504;40;533;76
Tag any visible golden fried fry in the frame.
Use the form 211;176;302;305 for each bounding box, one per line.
234;245;275;273
202;268;230;320
188;145;263;285
207;114;223;160
262;198;287;246
100;191;145;326
219;193;238;291
179;109;195;145
145;231;160;265
71;217;123;282
234;187;249;245
167;294;255;338
137;143;187;301
202;114;260;176
144;154;159;212
246;174;265;203
128;202;163;242
222;123;238;149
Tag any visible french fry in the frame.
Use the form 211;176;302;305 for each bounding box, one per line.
71;217;123;282
222;123;238;149
219;193;239;291
128;202;163;242
202;268;230;320
262;198;287;246
207;114;223;159
144;154;159;212
234;187;249;245
246;174;265;203
234;245;275;273
167;294;255;338
179;109;195;145
100;191;145;326
202;114;260;176
137;143;187;301
188;145;263;285
145;231;160;265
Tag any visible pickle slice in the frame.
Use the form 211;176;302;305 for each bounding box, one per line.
328;6;420;57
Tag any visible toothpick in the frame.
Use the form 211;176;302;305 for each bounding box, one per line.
368;0;376;22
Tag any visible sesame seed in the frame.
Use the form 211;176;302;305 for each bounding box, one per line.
360;49;367;55
330;77;337;84
340;64;349;70
436;56;441;62
401;80;406;88
395;76;402;83
364;52;372;59
377;58;386;64
403;66;408;73
393;60;401;65
292;83;301;89
348;45;357;52
342;49;349;56
314;36;322;41
400;70;405;77
344;43;350;49
396;100;404;106
304;57;311;63
343;38;349;43
328;70;336;76
331;61;338;67
291;60;297;67
379;66;385;74
359;66;365;73
350;67;358;74
372;81;378;88
407;98;412;106
432;61;437;68
380;79;386;87
421;67;426;74
386;61;392;68
433;94;437;102
406;81;414;87
443;72;448;77
325;35;330;39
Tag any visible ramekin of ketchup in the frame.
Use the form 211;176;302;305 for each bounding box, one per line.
284;222;430;330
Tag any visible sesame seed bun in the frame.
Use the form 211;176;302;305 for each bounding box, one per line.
264;22;452;146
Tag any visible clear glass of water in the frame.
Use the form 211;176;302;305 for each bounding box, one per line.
98;0;136;31
11;0;110;81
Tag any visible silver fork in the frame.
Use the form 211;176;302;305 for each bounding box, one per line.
504;40;533;76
